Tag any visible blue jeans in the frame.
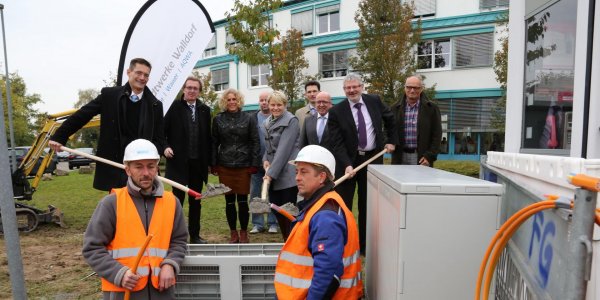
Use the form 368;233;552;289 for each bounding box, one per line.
250;167;277;229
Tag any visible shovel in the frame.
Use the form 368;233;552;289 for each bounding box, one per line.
250;148;389;219
61;146;229;199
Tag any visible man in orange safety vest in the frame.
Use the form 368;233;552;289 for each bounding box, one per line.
274;145;363;299
82;139;188;299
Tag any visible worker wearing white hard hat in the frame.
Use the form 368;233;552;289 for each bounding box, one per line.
82;139;188;299
274;145;363;299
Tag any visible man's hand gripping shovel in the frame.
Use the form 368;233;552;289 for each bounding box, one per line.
249;148;388;221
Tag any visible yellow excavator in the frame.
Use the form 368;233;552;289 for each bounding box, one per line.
2;110;100;232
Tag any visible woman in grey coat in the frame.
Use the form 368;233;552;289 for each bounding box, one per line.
262;91;300;241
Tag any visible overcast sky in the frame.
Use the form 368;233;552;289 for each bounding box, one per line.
0;0;234;114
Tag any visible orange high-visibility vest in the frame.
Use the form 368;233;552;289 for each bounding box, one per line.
101;187;176;292
274;191;363;299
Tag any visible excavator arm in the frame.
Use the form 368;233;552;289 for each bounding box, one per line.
3;110;100;232
14;109;100;198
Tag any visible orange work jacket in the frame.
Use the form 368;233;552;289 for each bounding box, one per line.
274;191;363;299
101;187;176;292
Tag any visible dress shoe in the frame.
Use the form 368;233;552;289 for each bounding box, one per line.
190;236;208;244
239;230;250;243
230;230;240;243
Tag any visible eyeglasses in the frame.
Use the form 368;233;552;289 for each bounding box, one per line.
343;85;362;91
405;86;422;90
185;86;200;91
316;101;331;105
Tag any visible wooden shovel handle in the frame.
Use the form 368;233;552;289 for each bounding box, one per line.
60;146;202;198
124;234;154;300
334;149;388;186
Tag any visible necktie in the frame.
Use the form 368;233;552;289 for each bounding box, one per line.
354;103;367;149
310;107;316;116
130;94;140;103
317;116;326;143
189;104;195;121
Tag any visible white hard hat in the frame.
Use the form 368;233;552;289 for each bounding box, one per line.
123;139;160;163
289;145;336;180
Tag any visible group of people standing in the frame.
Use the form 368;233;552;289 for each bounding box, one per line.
48;57;442;299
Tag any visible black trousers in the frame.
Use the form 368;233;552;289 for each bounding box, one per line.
172;158;204;239
335;150;383;254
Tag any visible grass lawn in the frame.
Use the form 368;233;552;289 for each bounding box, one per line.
0;160;478;298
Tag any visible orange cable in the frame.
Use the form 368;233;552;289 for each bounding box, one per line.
475;200;556;300
482;204;555;300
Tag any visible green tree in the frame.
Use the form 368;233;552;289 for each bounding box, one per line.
491;13;509;133
192;71;220;117
70;88;100;148
226;0;282;67
1;72;43;146
269;28;309;106
351;0;423;105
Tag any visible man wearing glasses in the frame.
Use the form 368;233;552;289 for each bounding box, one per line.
163;76;212;244
300;91;335;149
327;73;397;256
390;75;442;167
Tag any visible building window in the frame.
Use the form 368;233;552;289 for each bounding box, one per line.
316;5;340;34
291;10;313;36
410;0;436;17
250;64;270;87
479;0;509;9
203;35;217;58
522;0;576;150
454;33;493;68
211;68;229;92
226;29;237;45
417;39;450;70
320;50;349;78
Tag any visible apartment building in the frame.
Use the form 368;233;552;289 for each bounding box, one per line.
194;0;508;160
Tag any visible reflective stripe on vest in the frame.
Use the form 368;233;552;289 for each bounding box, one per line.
274;272;312;289
340;272;362;288
342;250;360;267
108;247;168;259
101;188;176;292
279;251;314;266
274;191;363;299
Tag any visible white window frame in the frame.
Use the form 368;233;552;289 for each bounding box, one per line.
250;64;270;87
203;35;217;58
453;32;494;68
291;10;314;36
211;68;229;92
416;38;451;70
320;49;350;78
316;5;340;35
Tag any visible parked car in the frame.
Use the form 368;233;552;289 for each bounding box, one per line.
8;146;57;175
68;148;95;169
56;150;70;162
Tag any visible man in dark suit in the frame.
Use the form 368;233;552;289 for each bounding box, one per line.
391;75;442;167
49;58;166;191
328;73;398;255
163;76;212;244
300;91;334;149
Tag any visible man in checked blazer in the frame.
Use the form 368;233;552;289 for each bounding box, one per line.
327;73;398;255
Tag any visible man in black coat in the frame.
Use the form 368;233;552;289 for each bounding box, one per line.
299;91;335;149
327;73;398;255
163;76;212;244
390;75;442;167
49;58;166;191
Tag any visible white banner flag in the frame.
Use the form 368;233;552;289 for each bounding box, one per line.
117;0;214;115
